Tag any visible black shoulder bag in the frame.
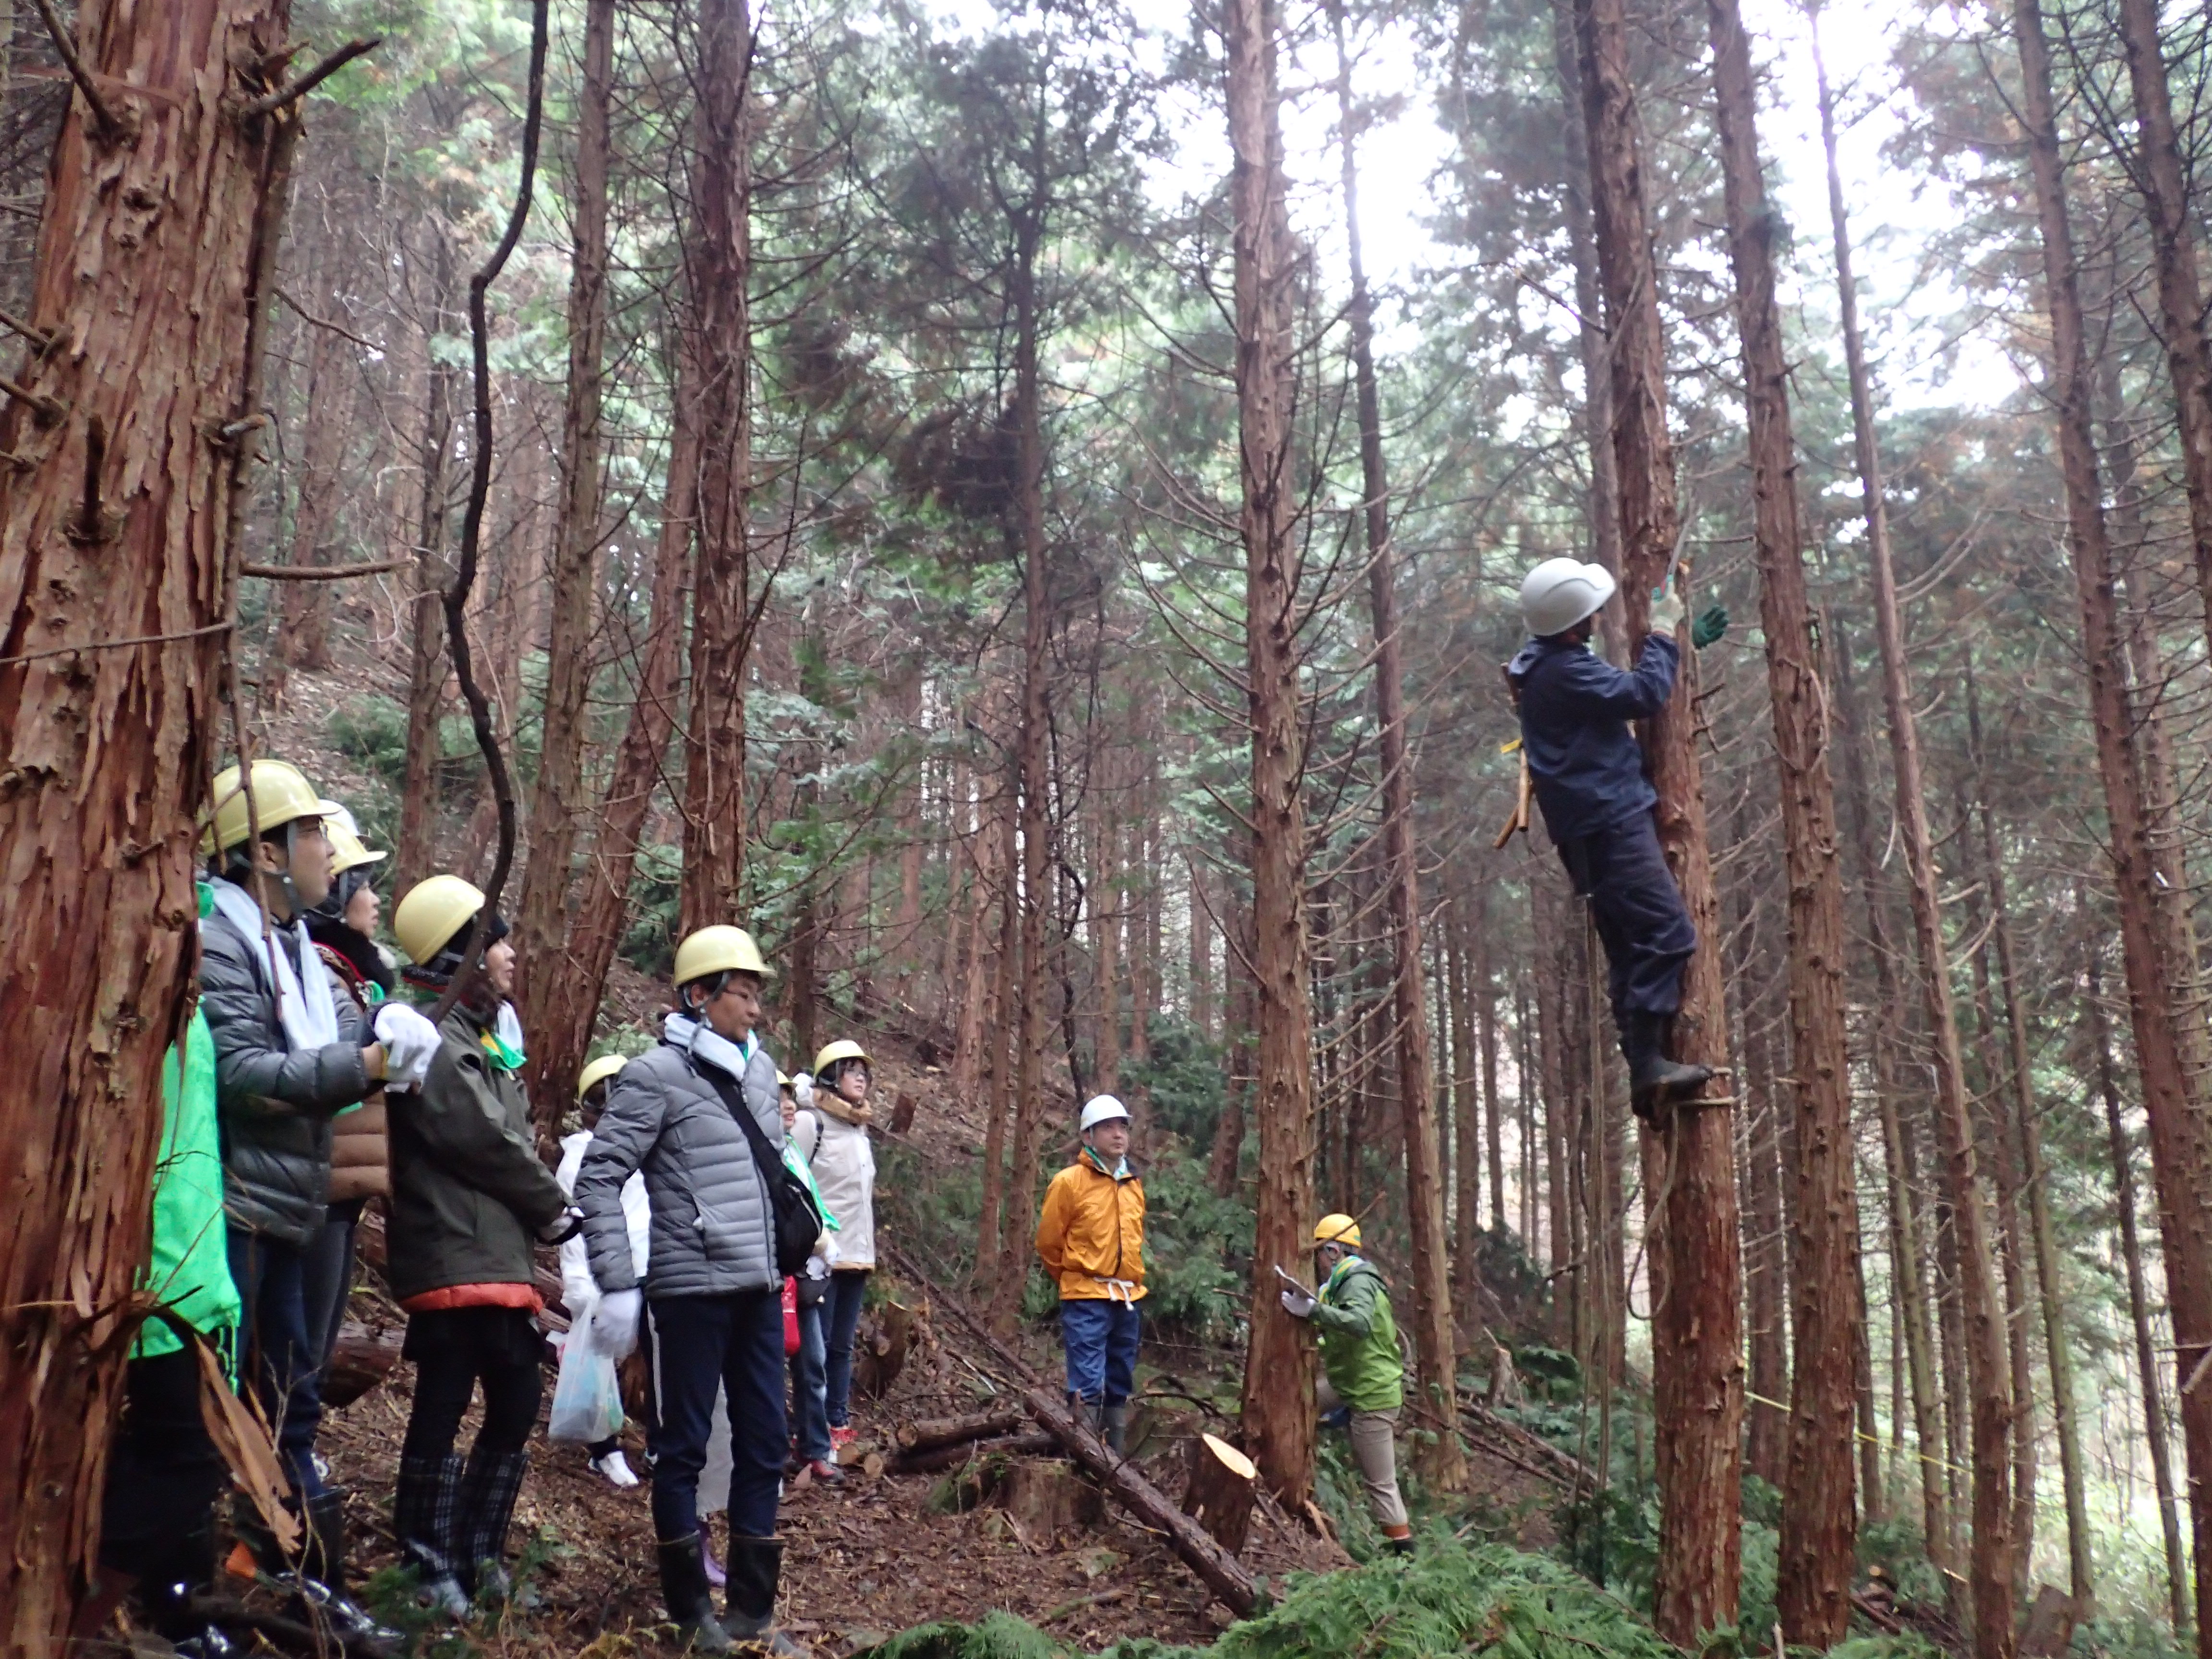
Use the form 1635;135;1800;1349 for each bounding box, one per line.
705;1070;824;1279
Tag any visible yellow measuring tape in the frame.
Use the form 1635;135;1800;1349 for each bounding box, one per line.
1741;1389;1972;1478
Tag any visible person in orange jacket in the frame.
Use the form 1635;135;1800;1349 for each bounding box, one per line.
1034;1095;1145;1452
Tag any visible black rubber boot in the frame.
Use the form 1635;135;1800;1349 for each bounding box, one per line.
1102;1403;1131;1455
657;1534;733;1653
722;1536;806;1655
1624;1010;1711;1120
292;1491;403;1649
395;1453;471;1619
457;1445;533;1607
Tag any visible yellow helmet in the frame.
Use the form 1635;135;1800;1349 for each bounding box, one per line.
813;1038;870;1076
777;1071;793;1090
672;925;773;989
203;759;343;856
1313;1214;1361;1250
323;805;387;878
577;1053;628;1100
393;875;488;965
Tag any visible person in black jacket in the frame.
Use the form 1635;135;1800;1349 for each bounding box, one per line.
199;761;433;1644
1506;559;1726;1116
386;875;572;1618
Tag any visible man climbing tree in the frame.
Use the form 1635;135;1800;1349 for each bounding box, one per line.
1506;557;1726;1115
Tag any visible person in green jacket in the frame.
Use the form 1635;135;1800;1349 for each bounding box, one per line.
81;960;246;1652
1279;1213;1413;1553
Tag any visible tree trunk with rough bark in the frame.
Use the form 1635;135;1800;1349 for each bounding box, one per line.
1225;0;1317;1504
397;240;459;895
0;1;298;1641
1813;16;2012;1646
525;414;697;1127
2110;0;2212;645
2090;933;2190;1636
1707;0;1858;1636
677;0;756;935
516;0;614;1055
1571;0;1740;1629
1330;3;1461;1491
2014;4;2212;1649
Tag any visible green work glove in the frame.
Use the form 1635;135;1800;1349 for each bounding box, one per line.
1691;603;1729;649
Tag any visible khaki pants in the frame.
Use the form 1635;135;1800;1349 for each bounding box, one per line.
1317;1376;1407;1529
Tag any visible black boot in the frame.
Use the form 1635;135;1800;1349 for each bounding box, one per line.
395;1453;471;1619
1102;1403;1131;1455
657;1533;733;1653
457;1445;533;1608
723;1536;806;1656
291;1490;403;1649
1624;1010;1711;1119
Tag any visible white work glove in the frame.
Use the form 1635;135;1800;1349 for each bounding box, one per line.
1280;1285;1316;1320
1655;576;1690;636
539;1206;584;1246
793;1073;816;1110
373;1002;442;1090
591;1288;642;1358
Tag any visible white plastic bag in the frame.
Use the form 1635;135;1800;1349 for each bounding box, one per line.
548;1311;625;1444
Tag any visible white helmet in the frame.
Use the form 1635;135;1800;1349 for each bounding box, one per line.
1520;557;1616;637
1079;1094;1131;1133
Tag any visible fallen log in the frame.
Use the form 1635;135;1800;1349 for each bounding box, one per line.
1022;1386;1258;1616
891;1431;1056;1477
320;1321;401;1410
881;1243;1260;1615
1183;1433;1258;1555
896;1407;1026;1455
1457;1395;1598;1491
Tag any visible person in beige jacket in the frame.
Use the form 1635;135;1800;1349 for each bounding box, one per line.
304;806;395;1375
806;1039;877;1447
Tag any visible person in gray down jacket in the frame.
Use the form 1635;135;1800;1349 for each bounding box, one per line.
573;925;803;1657
198;759;434;1647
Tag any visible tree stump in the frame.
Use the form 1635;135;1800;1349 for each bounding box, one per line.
2020;1587;2078;1659
854;1298;922;1399
891;1091;917;1134
1181;1433;1257;1555
993;1458;1103;1537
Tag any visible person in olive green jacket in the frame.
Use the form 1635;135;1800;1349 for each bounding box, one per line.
386;876;572;1618
1279;1213;1413;1553
78;955;245;1651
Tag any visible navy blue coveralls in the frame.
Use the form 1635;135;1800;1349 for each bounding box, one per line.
1506;631;1697;1058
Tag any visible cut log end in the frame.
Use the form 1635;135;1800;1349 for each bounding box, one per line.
1182;1432;1257;1556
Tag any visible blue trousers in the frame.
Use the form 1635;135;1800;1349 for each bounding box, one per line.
1060;1298;1140;1407
789;1299;832;1462
227;1228;325;1501
1556;811;1697;1042
823;1271;867;1428
649;1291;785;1541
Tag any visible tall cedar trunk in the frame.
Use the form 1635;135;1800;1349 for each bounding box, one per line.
1225;0;1318;1502
273;274;344;685
1479;921;1505;1232
676;0;755;934
1571;0;1741;1627
1739;919;1790;1491
0;1;295;1640
397;248;459;895
1451;894;1482;1303
2014;5;2212;1648
2090;935;2191;1635
1812;19;2012;1645
515;0;614;1053
1209;901;1252;1197
526;414;698;1121
1707;1;1859;1631
1330;5;1462;1490
1968;689;2092;1606
2110;0;2212;637
992;238;1052;1335
1838;635;1950;1565
1546;0;1623;594
976;757;1022;1298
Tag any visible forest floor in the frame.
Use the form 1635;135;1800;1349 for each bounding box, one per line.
299;1038;1559;1658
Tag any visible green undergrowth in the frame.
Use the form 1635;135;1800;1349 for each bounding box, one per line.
861;1540;1683;1659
